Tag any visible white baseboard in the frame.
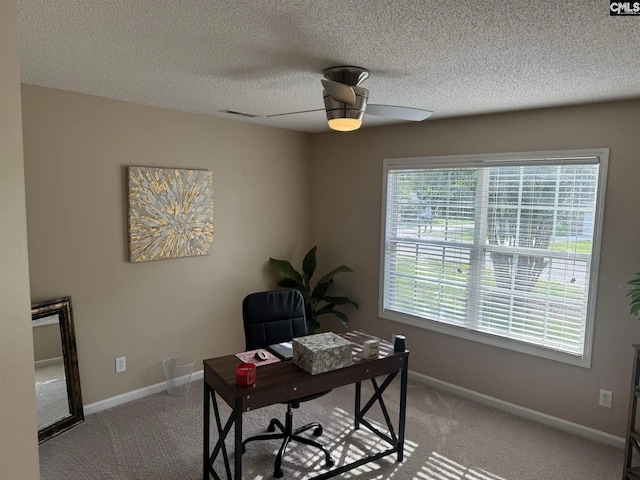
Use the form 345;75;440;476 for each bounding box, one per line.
35;356;63;367
82;367;624;449
84;369;204;416
408;370;625;449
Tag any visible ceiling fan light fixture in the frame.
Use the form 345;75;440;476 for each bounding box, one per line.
327;117;362;132
323;85;368;132
266;65;434;130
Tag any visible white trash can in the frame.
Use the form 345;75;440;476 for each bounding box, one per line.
162;356;195;396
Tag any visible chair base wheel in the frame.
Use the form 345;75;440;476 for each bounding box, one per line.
274;468;284;478
313;426;323;436
326;456;335;467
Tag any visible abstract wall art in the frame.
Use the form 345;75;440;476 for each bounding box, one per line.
127;166;213;262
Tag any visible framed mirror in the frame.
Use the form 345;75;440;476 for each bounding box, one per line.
32;296;83;443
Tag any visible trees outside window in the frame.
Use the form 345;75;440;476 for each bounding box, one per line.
381;150;608;367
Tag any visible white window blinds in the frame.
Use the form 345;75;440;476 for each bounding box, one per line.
380;150;608;366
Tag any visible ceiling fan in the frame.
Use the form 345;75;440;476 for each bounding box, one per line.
267;66;433;131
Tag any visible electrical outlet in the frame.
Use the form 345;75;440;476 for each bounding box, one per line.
599;389;612;408
115;356;126;373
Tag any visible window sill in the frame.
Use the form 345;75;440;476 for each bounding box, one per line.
380;308;591;368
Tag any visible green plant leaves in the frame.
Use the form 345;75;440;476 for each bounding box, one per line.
316;307;349;327
277;277;304;290
316;265;353;286
269;258;303;285
311;281;330;300
307;317;320;333
627;273;640;285
269;247;357;334
302;246;317;282
626;272;640;317
324;295;359;309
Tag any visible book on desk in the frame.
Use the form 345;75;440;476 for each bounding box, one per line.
267;341;293;360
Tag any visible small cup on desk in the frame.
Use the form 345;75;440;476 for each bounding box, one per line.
235;362;256;387
393;335;406;352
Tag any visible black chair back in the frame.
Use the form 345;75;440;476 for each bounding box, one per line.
242;290;307;351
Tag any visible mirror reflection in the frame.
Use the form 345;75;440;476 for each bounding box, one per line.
32;296;84;443
33;312;69;428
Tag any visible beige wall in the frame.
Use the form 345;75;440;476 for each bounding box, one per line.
21;85;311;404
0;0;40;477
33;323;63;362
310;100;640;437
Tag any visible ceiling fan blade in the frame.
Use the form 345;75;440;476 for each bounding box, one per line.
366;104;433;121
265;108;324;118
321;79;356;105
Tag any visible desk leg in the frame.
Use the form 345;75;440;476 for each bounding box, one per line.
203;382;210;480
234;398;243;480
398;356;408;462
354;381;361;430
316;365;408;480
206;391;235;480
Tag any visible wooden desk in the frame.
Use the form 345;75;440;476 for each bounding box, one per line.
203;331;409;479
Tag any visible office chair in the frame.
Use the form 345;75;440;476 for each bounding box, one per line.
241;289;334;478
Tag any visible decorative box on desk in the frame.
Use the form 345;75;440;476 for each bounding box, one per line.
293;332;352;375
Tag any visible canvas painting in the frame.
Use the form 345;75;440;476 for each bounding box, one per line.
127;166;213;262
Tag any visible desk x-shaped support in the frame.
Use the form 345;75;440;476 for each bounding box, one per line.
204;356;408;480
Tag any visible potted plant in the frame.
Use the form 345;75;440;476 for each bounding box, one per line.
626;272;640;317
269;246;359;333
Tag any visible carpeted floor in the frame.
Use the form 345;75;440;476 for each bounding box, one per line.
35;361;69;429
39;378;624;479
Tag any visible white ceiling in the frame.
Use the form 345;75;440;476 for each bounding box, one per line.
17;1;640;133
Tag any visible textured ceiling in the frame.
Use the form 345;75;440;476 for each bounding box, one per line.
17;1;640;133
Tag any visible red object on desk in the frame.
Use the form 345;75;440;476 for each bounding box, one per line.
235;362;256;386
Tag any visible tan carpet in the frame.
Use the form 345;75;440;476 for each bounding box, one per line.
39;378;623;479
35;361;69;429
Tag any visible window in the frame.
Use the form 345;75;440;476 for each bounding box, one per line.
380;149;608;367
